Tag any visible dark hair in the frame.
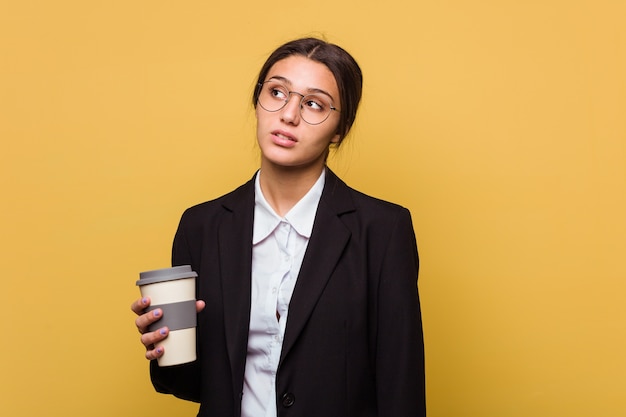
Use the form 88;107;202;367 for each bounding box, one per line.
253;38;363;144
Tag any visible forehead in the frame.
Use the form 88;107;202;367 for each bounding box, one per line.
266;56;339;97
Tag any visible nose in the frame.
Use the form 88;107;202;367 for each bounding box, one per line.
280;92;304;125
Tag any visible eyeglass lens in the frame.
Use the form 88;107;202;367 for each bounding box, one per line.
258;81;335;125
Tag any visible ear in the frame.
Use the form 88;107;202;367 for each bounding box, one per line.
330;132;341;144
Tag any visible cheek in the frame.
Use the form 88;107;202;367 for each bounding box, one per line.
315;127;341;147
326;119;342;143
254;108;265;135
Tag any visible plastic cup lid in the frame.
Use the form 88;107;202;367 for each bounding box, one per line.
136;265;198;286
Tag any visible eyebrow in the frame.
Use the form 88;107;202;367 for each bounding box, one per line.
267;76;336;102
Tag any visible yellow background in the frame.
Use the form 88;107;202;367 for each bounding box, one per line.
1;1;624;416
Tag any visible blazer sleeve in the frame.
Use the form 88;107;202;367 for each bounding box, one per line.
375;208;426;416
149;210;202;403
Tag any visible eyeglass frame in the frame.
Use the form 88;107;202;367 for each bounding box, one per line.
256;80;340;125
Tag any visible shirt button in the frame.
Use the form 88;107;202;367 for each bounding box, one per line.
281;392;295;407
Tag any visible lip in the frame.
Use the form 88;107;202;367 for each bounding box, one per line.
271;130;298;147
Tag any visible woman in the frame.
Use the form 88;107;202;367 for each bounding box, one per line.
132;37;426;417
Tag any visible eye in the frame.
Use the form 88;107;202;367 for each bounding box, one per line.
302;95;327;112
267;84;288;100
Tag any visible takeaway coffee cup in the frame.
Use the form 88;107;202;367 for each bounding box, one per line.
136;265;198;366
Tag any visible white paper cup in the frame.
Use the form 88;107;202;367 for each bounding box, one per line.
137;265;198;366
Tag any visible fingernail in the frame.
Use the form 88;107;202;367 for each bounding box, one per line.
142;297;148;305
153;309;161;317
156;347;162;354
160;328;167;335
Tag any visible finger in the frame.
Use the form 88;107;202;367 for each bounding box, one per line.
145;345;165;361
196;300;206;313
141;327;169;349
135;308;163;334
130;297;150;315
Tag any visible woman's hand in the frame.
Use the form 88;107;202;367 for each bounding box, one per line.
131;297;206;361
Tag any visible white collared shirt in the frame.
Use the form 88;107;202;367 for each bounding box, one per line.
241;170;325;417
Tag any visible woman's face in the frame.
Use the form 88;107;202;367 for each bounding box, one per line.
255;55;341;173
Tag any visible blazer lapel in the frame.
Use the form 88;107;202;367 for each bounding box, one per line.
218;177;255;391
280;169;355;362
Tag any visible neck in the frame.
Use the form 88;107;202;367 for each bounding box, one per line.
258;164;325;217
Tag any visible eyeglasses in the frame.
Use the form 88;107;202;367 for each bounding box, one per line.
257;80;340;125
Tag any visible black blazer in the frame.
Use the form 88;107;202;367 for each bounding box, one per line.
151;168;426;417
